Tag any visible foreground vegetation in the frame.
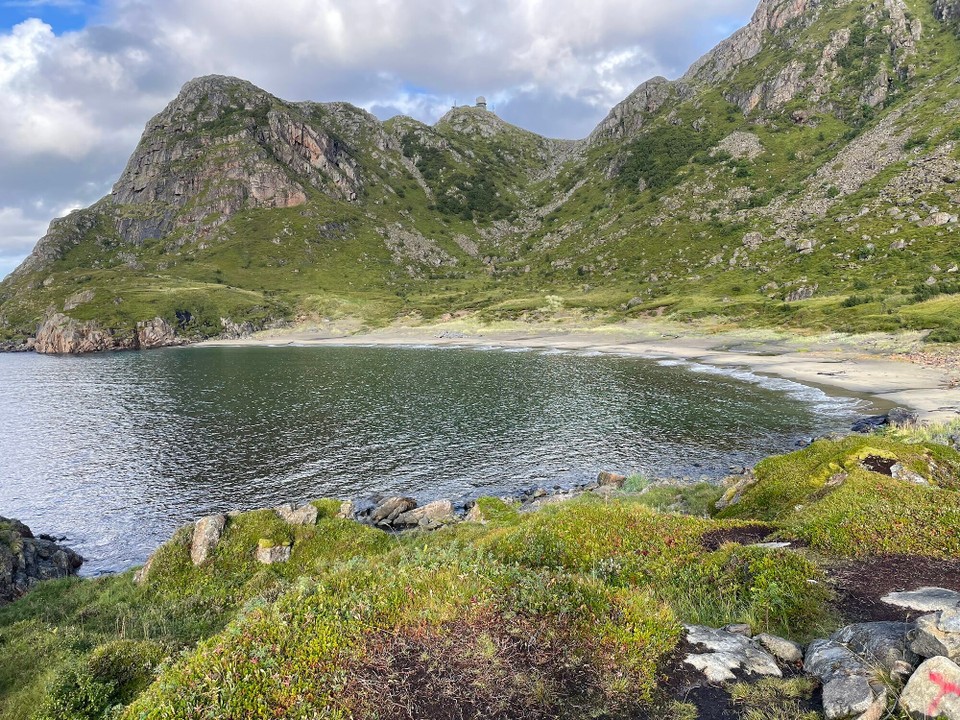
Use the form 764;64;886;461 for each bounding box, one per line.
1;431;958;719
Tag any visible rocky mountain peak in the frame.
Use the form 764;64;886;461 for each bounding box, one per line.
436;105;522;139
685;0;818;85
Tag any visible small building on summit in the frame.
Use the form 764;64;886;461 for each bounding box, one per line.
475;96;487;110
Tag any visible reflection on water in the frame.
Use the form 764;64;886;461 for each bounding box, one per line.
0;346;862;574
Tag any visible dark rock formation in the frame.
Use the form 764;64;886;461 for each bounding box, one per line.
0;516;83;604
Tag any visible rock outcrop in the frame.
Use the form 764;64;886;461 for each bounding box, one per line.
190;514;227;565
0;516;83;604
34;312;131;354
34;313;181;354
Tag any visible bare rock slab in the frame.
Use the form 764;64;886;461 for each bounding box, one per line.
190;514;227;565
900;656;960;719
683;625;781;683
883;587;960;613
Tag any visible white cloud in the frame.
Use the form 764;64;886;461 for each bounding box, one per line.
0;0;760;276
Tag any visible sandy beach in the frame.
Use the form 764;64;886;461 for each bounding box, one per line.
198;321;960;422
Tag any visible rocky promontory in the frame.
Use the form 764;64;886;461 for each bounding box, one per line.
0;516;82;604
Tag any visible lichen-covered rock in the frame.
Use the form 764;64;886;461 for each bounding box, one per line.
0;516;82;603
256;541;291;565
900;656;960;719
910;612;960;661
755;633;804;664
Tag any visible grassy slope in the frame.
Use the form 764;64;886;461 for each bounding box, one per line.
1;434;958;719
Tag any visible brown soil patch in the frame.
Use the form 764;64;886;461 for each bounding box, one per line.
860;456;896;476
344;612;641;719
827;554;960;623
701;524;774;551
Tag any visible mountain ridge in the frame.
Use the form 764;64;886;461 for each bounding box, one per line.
3;0;960;352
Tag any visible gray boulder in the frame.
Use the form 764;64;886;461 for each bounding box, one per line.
0;516;83;603
832;622;919;672
900;656;960;719
190;514;227;565
274;502;318;526
805;639;887;720
370;497;417;525
393;499;456;529
911;612;960;661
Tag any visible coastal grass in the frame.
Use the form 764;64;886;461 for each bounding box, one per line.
716;436;960;557
0;436;957;718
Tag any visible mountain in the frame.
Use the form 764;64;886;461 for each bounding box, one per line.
3;0;960;352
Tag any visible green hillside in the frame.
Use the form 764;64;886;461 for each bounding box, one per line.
2;0;960;348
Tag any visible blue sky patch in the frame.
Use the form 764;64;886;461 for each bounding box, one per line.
0;0;94;33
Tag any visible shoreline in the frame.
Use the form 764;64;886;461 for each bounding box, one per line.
197;321;960;422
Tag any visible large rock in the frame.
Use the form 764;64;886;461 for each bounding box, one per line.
370;497;417;525
393;499;456;529
822;676;882;720
34;312;129;354
274;502;319;526
832;622;919;672
911;612;960;661
256;541;292;565
683;625;782;683
805;639;887;720
755;633;804;664
597;471;627;489
883;588;960;614
190;514;227;565
900;656;960;719
0;516;83;603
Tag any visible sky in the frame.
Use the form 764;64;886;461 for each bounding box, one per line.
0;0;757;279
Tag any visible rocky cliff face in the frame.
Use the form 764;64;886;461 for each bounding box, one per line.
33;313;182;353
110;75;364;246
0;517;82;604
936;0;960;22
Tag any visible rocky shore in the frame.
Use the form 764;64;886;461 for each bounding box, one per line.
0;516;83;604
